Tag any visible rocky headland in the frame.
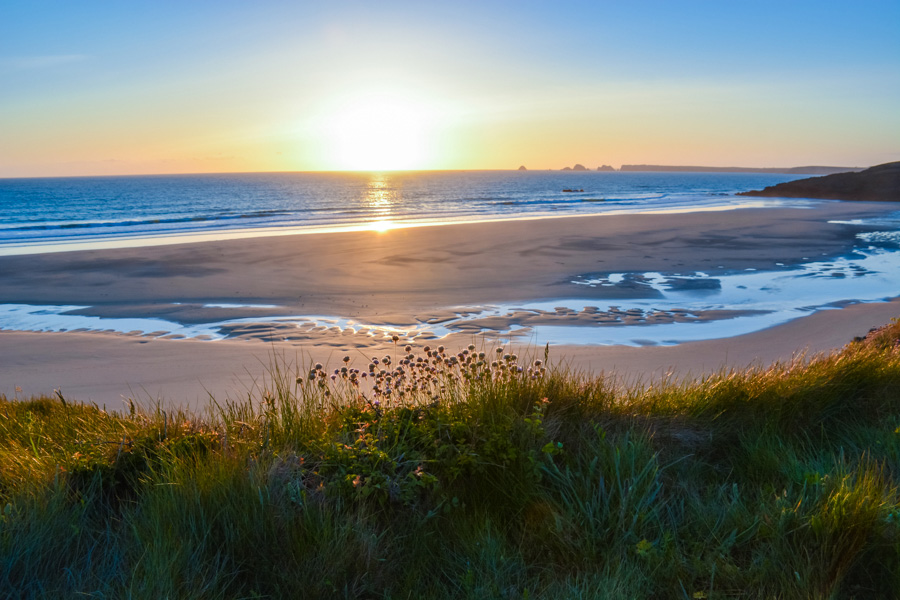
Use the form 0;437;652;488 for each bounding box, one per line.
738;161;900;202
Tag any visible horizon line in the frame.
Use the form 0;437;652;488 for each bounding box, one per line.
0;163;873;181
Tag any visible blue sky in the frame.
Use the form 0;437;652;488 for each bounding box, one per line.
2;1;898;175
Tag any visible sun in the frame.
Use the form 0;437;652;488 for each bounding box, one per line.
320;91;440;171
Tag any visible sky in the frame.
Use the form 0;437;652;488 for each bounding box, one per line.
1;1;898;177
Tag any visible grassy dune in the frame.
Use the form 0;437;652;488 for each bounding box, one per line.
1;325;899;599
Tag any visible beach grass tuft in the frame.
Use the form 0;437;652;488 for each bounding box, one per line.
1;322;899;598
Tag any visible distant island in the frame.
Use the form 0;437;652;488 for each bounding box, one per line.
558;163;607;171
738;161;900;202
620;165;861;175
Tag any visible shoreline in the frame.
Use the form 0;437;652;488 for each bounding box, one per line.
0;195;803;258
2;201;898;406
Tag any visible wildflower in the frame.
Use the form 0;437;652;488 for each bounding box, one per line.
467;344;476;352
343;355;351;363
392;334;400;343
496;347;504;355
315;363;323;371
405;344;412;353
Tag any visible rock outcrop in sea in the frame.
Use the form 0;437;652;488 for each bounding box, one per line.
597;165;615;172
738;161;900;202
518;165;527;171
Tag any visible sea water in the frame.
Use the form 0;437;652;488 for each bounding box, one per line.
0;171;807;253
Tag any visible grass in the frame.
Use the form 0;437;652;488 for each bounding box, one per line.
1;328;899;599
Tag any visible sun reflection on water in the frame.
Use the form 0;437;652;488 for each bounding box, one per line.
365;173;398;232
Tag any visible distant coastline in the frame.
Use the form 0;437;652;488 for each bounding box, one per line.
529;164;862;175
618;165;860;175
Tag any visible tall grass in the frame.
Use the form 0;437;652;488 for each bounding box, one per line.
1;328;898;599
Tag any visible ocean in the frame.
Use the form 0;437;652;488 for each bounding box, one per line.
0;171;809;254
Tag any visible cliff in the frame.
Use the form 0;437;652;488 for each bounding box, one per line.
737;162;900;202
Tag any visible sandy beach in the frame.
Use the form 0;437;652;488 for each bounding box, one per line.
2;201;898;408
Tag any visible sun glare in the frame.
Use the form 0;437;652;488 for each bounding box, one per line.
320;91;440;171
369;219;394;233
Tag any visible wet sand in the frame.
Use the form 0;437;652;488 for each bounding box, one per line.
1;202;898;408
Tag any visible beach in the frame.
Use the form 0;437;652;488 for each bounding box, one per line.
2;201;899;408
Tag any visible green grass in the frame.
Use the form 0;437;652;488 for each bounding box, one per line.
1;329;899;599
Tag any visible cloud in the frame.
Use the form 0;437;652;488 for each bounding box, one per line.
0;54;89;71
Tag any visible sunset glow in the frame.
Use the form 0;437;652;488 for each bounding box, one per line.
1;2;898;177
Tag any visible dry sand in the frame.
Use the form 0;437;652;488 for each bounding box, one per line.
1;202;898;409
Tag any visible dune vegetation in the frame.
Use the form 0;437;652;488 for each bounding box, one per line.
1;323;899;599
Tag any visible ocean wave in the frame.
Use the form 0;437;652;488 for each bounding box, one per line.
0;209;296;232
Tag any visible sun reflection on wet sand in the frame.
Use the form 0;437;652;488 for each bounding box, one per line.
369;219;394;233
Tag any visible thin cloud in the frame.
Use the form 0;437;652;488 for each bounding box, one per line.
1;54;89;71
